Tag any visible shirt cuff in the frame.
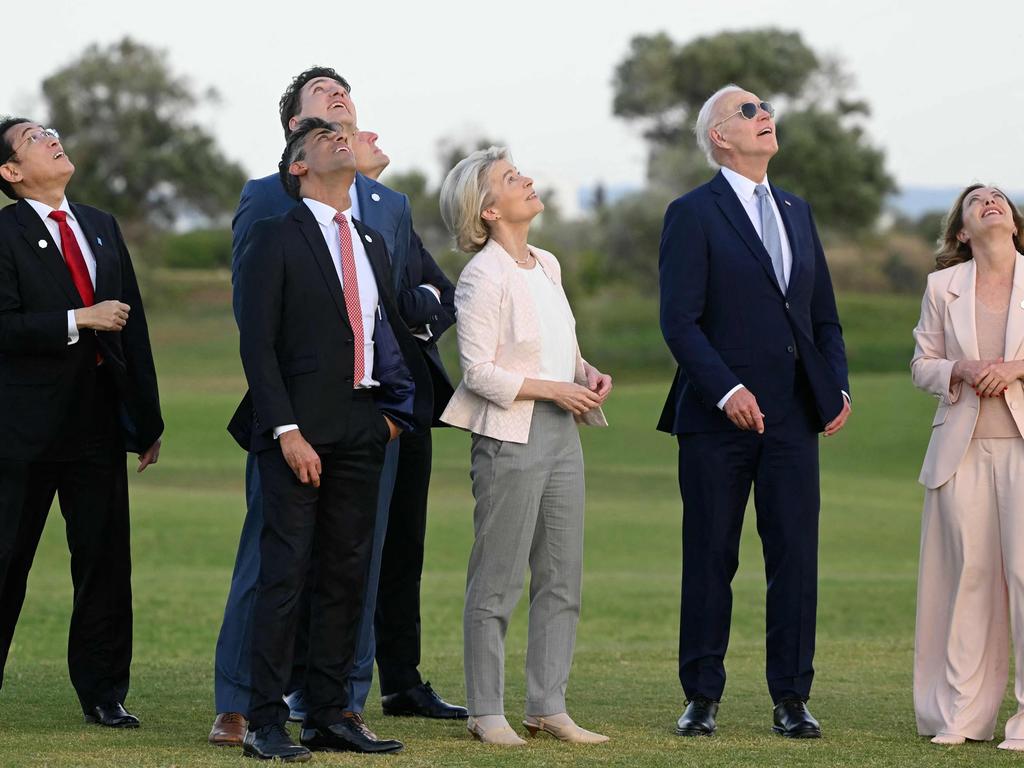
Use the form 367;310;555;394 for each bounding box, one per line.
418;283;441;302
67;310;79;345
273;424;299;439
412;323;432;342
717;383;744;410
841;390;851;406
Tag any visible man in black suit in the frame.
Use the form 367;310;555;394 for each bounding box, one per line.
346;128;460;717
231;117;430;760
0;117;163;727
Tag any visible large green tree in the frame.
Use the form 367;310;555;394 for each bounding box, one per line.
42;37;245;243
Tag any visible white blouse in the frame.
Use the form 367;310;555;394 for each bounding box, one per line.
520;262;576;383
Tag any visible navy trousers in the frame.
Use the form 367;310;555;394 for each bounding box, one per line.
214;440;400;715
677;376;820;704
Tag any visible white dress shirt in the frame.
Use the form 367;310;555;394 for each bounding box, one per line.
273;197;381;439
25;198;97;345
520;261;576;383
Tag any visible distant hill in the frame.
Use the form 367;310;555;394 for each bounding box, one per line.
889;186;1024;218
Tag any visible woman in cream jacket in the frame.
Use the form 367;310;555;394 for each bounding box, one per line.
911;184;1024;749
439;147;611;746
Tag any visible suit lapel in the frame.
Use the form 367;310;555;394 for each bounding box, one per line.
1004;253;1024;360
771;184;802;294
292;205;351;330
70;203;113;300
353;219;389;303
710;171;781;295
947;260;979;360
13;199;81;306
356;174;404;285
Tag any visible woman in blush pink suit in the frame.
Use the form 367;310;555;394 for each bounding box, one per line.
912;184;1024;750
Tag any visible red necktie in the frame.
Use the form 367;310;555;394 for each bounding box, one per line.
48;210;95;306
334;212;365;388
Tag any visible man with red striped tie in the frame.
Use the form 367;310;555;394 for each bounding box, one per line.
0;117;163;727
229;117;430;760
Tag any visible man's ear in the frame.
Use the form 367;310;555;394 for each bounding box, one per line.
288;115;300;133
709;127;729;150
0;162;21;186
288;160;308;180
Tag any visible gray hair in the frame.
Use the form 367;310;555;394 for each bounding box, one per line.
693;84;744;169
439;146;510;253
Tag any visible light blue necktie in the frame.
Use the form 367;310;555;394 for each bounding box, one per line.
755;184;787;292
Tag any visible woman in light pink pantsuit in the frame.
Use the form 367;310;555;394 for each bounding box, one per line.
912;184;1024;750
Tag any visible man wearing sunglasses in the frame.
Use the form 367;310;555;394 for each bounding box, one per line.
658;86;850;739
0;118;163;727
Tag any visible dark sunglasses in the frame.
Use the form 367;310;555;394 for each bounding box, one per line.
714;101;775;128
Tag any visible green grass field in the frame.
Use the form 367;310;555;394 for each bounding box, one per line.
0;281;1018;767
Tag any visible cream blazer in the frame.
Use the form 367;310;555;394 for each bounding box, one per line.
912;254;1024;489
440;239;608;443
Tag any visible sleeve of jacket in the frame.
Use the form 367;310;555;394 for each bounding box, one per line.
396;228;456;338
112;216;163;449
231;179;285;325
237;220;296;432
806;204;850;395
455;261;523;408
658;197;743;407
911;274;960;404
0;236;71;354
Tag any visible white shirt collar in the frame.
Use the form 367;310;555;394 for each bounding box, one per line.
25;196;72;222
302;197;353;227
720;166;769;203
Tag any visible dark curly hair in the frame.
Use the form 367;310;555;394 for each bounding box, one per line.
278;66;351;139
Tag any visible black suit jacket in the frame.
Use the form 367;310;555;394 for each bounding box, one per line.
394;229;455;424
0;199;163;460
228;202;432;454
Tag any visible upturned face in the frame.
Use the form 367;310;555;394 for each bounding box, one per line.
482;159;544;226
351;129;389;175
291;77;357;130
710;90;778;163
290;125;356;182
958;186;1018;244
0;122;74;191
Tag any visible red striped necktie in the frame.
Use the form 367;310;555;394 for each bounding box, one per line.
334;212;365;387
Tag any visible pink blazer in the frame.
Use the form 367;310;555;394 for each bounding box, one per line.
440;239;608;443
912;254;1024;489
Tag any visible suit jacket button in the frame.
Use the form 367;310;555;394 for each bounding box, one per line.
785;302;790;310
787;345;795;354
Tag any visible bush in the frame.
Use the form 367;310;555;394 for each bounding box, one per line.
157;228;232;269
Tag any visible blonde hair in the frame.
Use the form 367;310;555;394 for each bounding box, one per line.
439;146;510;253
934;183;1024;270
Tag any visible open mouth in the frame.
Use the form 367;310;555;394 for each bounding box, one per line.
333;146;350;154
53;151;65;159
757;127;773;136
329;102;348;112
982;209;1003;218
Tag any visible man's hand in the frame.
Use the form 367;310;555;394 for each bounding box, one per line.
547;382;604;415
279;430;321;487
975;360;1024;398
584;364;613;403
75;300;130;331
137;438;161;472
384;415;402;442
823;398;852;437
723;387;765;434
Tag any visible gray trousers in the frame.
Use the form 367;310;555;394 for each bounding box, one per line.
464;402;585;716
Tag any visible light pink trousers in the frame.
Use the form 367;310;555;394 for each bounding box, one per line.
915;438;1024;741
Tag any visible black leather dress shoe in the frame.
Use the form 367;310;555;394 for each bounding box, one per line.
772;698;821;738
84;702;140;728
382;681;469;719
300;713;404;754
243;723;311;762
675;696;718;736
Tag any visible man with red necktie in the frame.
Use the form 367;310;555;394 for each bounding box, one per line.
229;117;430;760
0;117;163;727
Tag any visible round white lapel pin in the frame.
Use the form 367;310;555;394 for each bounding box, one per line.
371;193;381;202
38;239;47;248
1020;299;1024;309
364;234;373;243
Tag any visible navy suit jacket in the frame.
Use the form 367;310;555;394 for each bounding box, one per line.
231;172;455;422
227;203;431;453
657;170;849;435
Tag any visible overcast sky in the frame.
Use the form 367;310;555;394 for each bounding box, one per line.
4;0;1022;214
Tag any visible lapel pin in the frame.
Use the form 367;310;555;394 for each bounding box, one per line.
38;239;47;249
364;234;373;243
97;236;103;246
371;193;381;202
784;200;792;206
1020;299;1024;309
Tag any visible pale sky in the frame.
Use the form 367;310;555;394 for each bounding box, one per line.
4;0;1022;215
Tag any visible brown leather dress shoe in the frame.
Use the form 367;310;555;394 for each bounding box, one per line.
208;712;248;746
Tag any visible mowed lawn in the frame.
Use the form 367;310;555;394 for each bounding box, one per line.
0;282;1019;767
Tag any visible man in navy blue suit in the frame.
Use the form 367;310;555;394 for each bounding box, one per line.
658;84;851;740
210;67;463;748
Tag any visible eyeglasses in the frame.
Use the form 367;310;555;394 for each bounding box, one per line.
11;127;60;157
713;102;775;128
